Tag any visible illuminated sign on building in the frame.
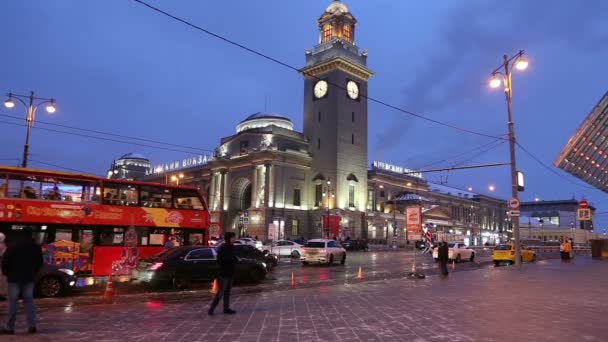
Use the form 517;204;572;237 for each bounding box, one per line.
146;155;214;175
371;161;423;179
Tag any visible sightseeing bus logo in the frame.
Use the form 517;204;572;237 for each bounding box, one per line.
166;211;184;225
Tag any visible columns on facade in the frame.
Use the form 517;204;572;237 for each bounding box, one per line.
218;169;227;211
263;163;271;208
251;164;258;208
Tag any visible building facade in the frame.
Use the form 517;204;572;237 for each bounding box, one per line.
107;153;151;180
555;91;608;192
137;1;512;244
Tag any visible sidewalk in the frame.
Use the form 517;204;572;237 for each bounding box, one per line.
1;257;607;341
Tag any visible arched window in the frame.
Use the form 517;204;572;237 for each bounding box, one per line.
343;24;352;42
323;24;333;42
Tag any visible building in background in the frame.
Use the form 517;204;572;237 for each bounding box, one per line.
107;153;151;180
554;91;608;192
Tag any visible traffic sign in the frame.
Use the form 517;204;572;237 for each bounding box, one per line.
508;210;520;217
577;208;591;221
508;198;521;210
579;200;589;209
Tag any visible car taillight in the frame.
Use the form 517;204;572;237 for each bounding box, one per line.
149;262;164;271
510;251;515;256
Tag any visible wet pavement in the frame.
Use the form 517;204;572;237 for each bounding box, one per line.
0;255;604;341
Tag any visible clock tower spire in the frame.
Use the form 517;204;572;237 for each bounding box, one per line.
301;1;373;237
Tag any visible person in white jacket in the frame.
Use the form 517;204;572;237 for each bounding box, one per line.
0;233;6;301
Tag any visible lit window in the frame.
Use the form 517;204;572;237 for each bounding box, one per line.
343;24;352;42
348;184;355;208
323;24;332;42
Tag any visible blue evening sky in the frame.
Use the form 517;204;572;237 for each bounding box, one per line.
1;1;607;229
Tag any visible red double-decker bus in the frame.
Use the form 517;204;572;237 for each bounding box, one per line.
0;166;209;278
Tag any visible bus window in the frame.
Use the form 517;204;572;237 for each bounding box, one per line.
6;173;40;199
0;173;7;197
39;178;99;202
100;227;125;245
103;183;138;206
55;229;73;242
173;189;204;210
140;186;172;208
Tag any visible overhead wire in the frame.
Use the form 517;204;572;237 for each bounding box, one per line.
131;0;507;141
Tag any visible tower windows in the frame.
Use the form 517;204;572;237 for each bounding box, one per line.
348;184;355;208
315;184;323;207
293;188;301;206
352;134;354;144
343;24;352;43
322;24;332;42
318;138;321;150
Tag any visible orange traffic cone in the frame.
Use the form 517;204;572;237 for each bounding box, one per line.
210;279;219;294
356;266;364;279
103;274;115;304
291;272;297;286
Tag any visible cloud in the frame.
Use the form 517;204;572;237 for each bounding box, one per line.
375;0;608;153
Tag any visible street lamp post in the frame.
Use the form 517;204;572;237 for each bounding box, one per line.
322;179;334;238
171;173;184;186
4;91;57;168
489;50;529;267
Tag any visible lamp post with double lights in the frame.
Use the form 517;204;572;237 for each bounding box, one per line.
322;179;335;238
488;50;529;266
4;91;57;168
170;173;184;186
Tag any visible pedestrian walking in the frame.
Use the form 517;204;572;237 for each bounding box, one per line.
438;241;449;276
0;227;43;335
208;232;238;315
0;233;7;301
563;238;572;261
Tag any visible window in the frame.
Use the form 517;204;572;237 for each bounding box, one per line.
367;190;374;210
1;172;99;202
352;112;355;122
318;111;321;123
103;182;138;206
380;190;385;198
343;24;352;42
291;219;299;237
322;24;332;42
100;227;125;246
186;248;214;260
315;184;323;207
139;186;171;208
239;140;249;154
305;241;326;248
318;138;321;150
174;189;205;210
293;188;301;206
328;241;337;248
348;184;355;208
352;134;354;144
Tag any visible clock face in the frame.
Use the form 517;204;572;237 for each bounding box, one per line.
347;80;359;100
314;80;328;98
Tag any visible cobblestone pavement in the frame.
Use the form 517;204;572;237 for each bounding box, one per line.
1;257;606;341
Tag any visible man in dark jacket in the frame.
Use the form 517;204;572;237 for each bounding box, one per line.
208;232;238;315
438;241;449;276
0;227;43;335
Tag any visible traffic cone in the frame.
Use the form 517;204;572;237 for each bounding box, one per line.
411;263;416;273
356;266;364;279
210;279;219;294
291;271;297;286
103;274;115;304
452;260;456;270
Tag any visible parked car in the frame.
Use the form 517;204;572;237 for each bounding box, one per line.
301;239;346;266
238;237;263;250
433;242;475;263
415;240;430;250
132;246;267;289
262;239;303;258
492;243;536;266
235;244;278;270
341;239;368;251
36;264;77;298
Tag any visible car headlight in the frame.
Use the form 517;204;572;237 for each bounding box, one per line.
261;262;267;269
59;268;75;276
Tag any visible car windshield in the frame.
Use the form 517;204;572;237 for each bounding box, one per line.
305;242;326;248
495;245;512;250
447;243;456;248
151;248;183;259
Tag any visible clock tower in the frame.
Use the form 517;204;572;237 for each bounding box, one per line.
301;0;373;236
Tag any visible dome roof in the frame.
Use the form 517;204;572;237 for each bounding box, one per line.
326;0;349;14
236;112;294;133
119;153;148;160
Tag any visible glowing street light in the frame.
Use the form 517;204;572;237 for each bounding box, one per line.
4;91;57;168
488;185;496;191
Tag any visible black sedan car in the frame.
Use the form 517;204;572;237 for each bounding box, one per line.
234;245;278;270
341;239;368;251
35;263;77;298
132;246;267;289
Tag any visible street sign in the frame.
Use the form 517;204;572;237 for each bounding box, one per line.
508;210;520;217
577;208;591;221
508;198;521;210
579;200;589;209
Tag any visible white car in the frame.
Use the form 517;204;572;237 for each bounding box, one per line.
433;242;475;263
301;239;346;266
262;240;303;258
238;238;263;249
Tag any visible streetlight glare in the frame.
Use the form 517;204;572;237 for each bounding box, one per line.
45;103;56;113
4;98;15;108
515;58;529;70
489;76;502;88
488;185;496;191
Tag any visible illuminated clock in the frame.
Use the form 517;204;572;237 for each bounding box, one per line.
347;80;359;100
314;80;328;98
